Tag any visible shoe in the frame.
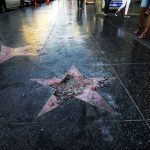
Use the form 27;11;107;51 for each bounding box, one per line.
138;32;147;39
134;27;144;35
124;15;130;18
115;11;118;16
104;13;108;17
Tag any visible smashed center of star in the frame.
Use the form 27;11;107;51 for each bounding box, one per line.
31;66;114;116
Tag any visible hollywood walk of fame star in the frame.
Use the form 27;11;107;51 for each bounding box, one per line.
31;66;114;116
0;45;37;63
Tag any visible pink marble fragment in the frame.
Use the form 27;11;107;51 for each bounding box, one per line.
0;55;12;63
67;65;83;80
1;45;11;54
0;46;12;63
75;89;112;112
31;78;62;86
48;101;55;106
88;78;105;86
91;86;96;90
38;95;60;116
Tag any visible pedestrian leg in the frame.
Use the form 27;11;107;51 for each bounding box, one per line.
138;9;150;38
115;0;126;16
124;0;131;15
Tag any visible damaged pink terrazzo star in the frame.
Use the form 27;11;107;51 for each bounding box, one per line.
0;45;36;63
31;66;114;116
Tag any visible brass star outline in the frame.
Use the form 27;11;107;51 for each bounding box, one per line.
31;66;114;116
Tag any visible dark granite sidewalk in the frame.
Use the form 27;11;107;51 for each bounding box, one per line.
0;0;150;150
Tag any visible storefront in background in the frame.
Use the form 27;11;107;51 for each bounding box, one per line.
109;0;122;9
